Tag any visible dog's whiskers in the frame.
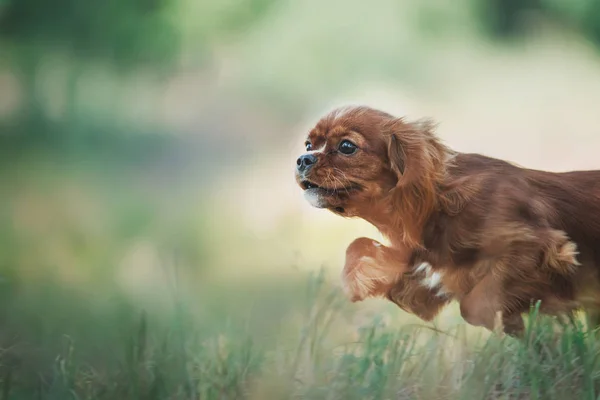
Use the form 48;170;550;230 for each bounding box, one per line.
332;168;352;195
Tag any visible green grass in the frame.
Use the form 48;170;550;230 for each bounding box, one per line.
1;267;600;400
1;157;600;400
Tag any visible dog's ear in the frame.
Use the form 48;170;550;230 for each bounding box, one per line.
383;117;447;247
388;133;407;176
385;118;441;186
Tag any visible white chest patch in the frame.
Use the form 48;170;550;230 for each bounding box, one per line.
415;262;448;297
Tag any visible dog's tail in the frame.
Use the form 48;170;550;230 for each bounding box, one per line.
542;229;580;275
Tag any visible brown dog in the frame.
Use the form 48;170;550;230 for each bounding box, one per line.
295;106;600;335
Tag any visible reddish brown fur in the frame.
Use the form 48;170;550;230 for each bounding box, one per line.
342;237;450;321
342;237;409;302
295;106;600;335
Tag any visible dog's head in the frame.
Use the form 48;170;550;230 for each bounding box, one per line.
295;106;450;246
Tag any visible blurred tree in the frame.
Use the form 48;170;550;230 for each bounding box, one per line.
474;0;541;38
473;0;600;49
0;0;179;68
541;0;600;47
0;0;279;151
0;0;180;135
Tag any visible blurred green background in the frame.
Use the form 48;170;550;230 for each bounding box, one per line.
1;0;600;398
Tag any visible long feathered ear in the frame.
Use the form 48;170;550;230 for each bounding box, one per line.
384;118;449;248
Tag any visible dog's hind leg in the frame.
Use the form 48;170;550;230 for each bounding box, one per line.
459;271;527;336
493;311;525;337
459;273;505;332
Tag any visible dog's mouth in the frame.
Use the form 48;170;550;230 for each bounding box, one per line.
300;180;320;190
298;178;361;213
300;180;360;194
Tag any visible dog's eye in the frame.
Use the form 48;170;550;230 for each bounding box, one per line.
339;140;357;155
305;142;312;151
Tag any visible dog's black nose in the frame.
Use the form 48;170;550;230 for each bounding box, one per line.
296;154;317;172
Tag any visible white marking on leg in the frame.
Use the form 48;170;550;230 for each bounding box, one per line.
415;262;431;274
422;271;443;289
413;262;449;294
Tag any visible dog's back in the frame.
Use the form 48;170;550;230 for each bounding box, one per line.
448;153;600;317
452;153;600;248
